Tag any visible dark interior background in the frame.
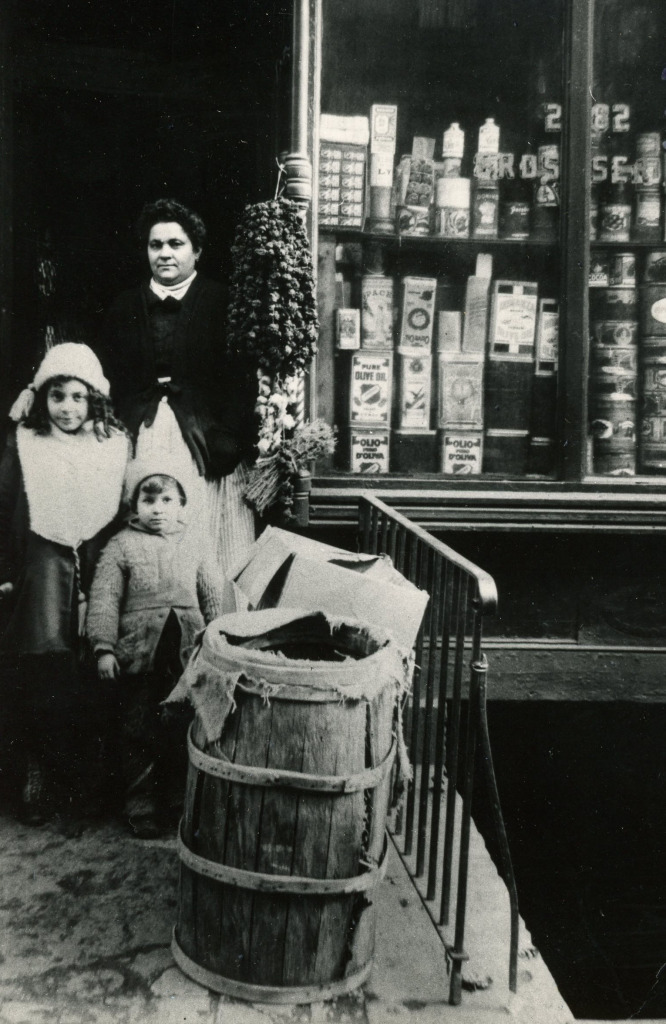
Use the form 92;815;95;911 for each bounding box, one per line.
7;0;292;398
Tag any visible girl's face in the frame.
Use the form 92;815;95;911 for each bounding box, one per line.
147;221;199;286
46;379;90;433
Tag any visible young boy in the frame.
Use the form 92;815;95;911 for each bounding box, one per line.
86;462;226;837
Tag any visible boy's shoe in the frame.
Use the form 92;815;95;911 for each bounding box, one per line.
20;761;47;826
128;813;161;840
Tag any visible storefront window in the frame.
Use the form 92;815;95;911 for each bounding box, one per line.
316;0;565;479
588;0;666;478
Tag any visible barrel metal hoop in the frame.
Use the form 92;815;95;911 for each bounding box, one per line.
178;828;389;895
171;929;372;1003
188;725;396;793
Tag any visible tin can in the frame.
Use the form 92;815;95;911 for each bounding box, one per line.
397;353;432;430
589;286;639;320
441;158;462;177
591;346;638;371
349;428;390;473
439;431;483;475
599;184;631;242
471;182;499;238
336;309;361;350
639;347;666;472
398;277;437;351
590;320;640;346
499;179;531;239
641;283;666;337
590;394;636;475
589;254;609;288
644;252;666;283
396;205;431;236
633;187;661;242
608;253;636;287
590;366;637;398
361;275;394;349
349;351;393;425
434;177;470;237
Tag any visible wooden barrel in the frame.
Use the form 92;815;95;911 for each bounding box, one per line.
171;610;407;1003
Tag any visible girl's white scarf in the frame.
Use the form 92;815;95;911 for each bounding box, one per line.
17;424;128;549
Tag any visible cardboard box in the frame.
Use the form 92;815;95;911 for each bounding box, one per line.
229;526;429;650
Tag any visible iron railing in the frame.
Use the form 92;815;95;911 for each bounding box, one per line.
358;494;519;1006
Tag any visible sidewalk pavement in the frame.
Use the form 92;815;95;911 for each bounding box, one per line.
0;805;572;1024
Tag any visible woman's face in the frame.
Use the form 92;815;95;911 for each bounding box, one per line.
46;379;90;433
147;221;200;286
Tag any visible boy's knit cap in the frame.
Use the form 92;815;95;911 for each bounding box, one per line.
125;454;192;505
33;343;110;396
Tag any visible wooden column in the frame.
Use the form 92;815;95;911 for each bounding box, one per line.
0;6;13;415
559;0;593;479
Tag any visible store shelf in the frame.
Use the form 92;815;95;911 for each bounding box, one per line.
590;240;666;250
320;225;558;251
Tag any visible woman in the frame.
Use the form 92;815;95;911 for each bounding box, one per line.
99;198;257;572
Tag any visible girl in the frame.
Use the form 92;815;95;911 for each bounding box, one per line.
0;343;129;824
86;461;227;838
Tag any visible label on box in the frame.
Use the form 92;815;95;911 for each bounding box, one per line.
535;298;559;375
370;151;394;188
350;429;390;473
370;104;398;154
398;353;432;430
488;281;538;360
350;352;393;425
399;277;437;350
438;354;484;429
440;432;483;474
336;309;360;350
361;275;394;348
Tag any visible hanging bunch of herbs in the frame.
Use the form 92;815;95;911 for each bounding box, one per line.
226;198;319;378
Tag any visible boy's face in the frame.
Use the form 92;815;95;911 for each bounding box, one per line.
135;479;183;533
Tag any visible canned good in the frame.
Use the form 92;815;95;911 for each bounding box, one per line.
590;367;637;398
590;394;636;476
590;320;640;346
336;309;361;350
608;253;636;287
439;431;483;475
396;205;431;236
591;346;638;371
633;187;661;242
471;183;499;238
349;428;390;474
589;255;609;288
589;286;639;319
499;179;531;239
361;275;394;349
640;283;666;337
599;184;631;242
644;252;666;283
434;177;470;238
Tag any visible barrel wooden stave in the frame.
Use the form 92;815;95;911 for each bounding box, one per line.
177;681;391;992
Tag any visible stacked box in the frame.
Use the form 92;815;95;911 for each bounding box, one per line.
484;280;538;474
318;142;366;227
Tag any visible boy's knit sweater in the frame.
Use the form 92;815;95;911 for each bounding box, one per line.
86;519;225;674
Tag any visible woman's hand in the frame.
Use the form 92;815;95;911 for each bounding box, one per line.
97;652;120;680
0;582;14;598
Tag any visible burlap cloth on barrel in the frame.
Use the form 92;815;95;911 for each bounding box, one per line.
166;607;413;782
